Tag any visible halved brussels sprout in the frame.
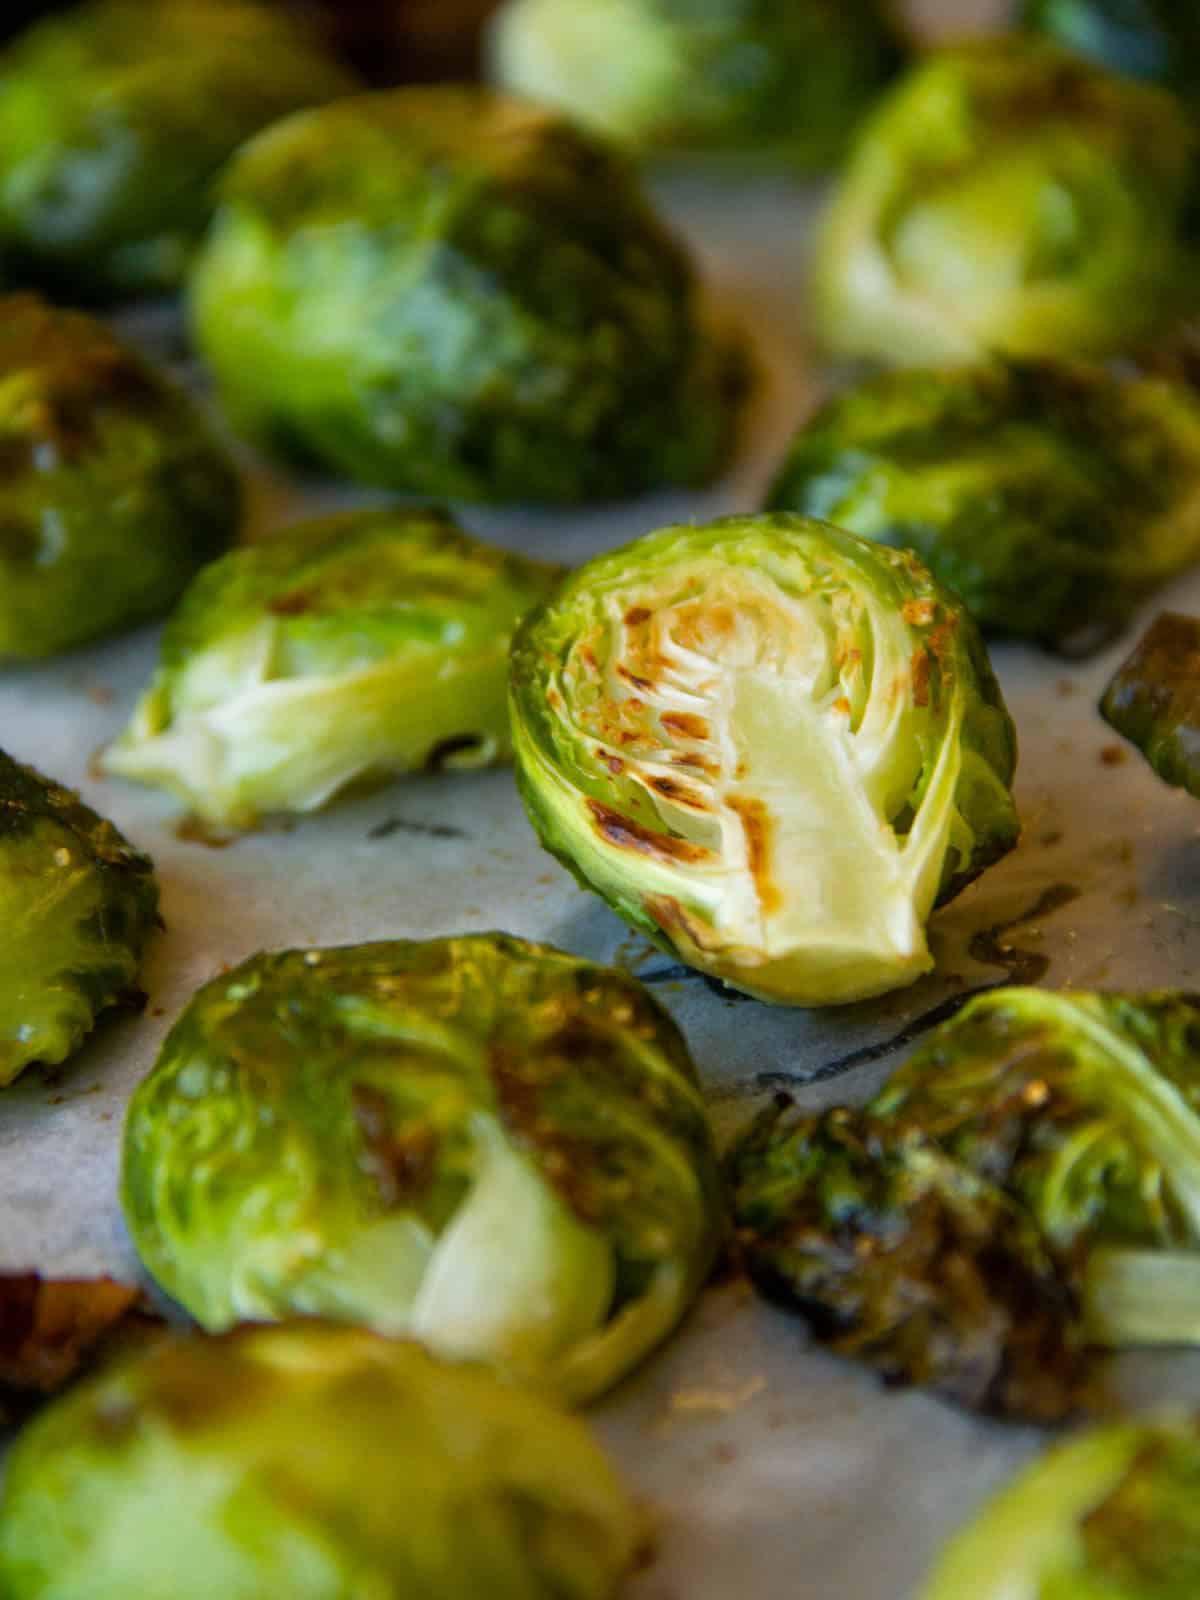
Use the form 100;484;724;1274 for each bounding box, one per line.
0;295;239;659
509;513;1019;1007
813;39;1198;367
924;1415;1200;1600
488;0;905;168
0;1322;639;1600
189;88;740;503
121;934;723;1404
0;749;159;1087
102;507;562;829
1100;612;1200;797
731;988;1200;1420
767;361;1200;653
1023;0;1200;99
0;0;353;301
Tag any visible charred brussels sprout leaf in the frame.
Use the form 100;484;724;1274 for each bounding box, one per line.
0;0;353;301
0;1323;640;1600
509;513;1019;1007
488;0;905;168
189;88;740;503
767;361;1200;654
924;1416;1200;1600
102;507;562;829
731;988;1200;1419
0;295;240;659
121;934;723;1404
0;749;159;1087
1100;612;1200;797
1023;0;1200;100
813;39;1198;367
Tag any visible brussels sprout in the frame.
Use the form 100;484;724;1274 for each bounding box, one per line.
0;0;353;301
730;988;1200;1419
101;507;562;829
812;39;1198;368
0;1322;640;1600
1100;612;1200;798
509;513;1019;1008
189;88;739;503
924;1415;1200;1600
0;749;159;1087
0;295;240;659
766;361;1200;653
488;0;905;168
121;934;723;1403
1023;0;1200;100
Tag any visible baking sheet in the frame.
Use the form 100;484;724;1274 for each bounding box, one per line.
9;3;1200;1591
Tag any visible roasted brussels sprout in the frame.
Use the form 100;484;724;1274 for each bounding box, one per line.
102;508;562;828
509;513;1019;1008
0;0;353;301
1100;612;1200;798
0;295;239;659
730;988;1200;1420
813;39;1198;367
0;749;159;1087
488;0;905;167
1023;0;1200;100
122;934;723;1403
189;88;738;503
767;361;1200;653
0;1322;640;1600
924;1415;1200;1599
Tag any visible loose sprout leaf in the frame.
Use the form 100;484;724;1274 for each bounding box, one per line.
1100;612;1200;798
509;513;1019;1007
767;361;1200;654
121;934;724;1404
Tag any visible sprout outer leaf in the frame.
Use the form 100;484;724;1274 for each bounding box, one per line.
1100;612;1200;797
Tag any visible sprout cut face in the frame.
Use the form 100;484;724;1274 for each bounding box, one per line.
767;361;1200;653
0;1323;640;1600
488;0;905;168
509;514;1019;1007
121;934;723;1404
0;749;159;1087
102;507;563;829
813;39;1198;367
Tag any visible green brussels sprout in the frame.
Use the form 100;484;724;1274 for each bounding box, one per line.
730;987;1200;1420
1100;612;1200;798
189;88;739;503
1023;0;1200;100
812;39;1198;368
509;512;1020;1008
766;360;1200;654
0;0;353;302
0;749;159;1088
101;507;562;829
488;0;905;168
0;294;240;659
0;1322;640;1600
924;1415;1200;1600
121;934;723;1404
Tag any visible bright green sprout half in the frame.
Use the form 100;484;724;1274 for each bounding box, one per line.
0;294;239;659
102;506;563;829
0;1322;639;1600
0;749;158;1088
767;360;1200;654
1023;0;1200;101
923;1415;1200;1600
509;512;1019;1007
730;987;1200;1420
488;0;905;168
813;38;1198;368
1100;612;1200;798
0;0;353;301
189;86;740;503
121;934;724;1404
